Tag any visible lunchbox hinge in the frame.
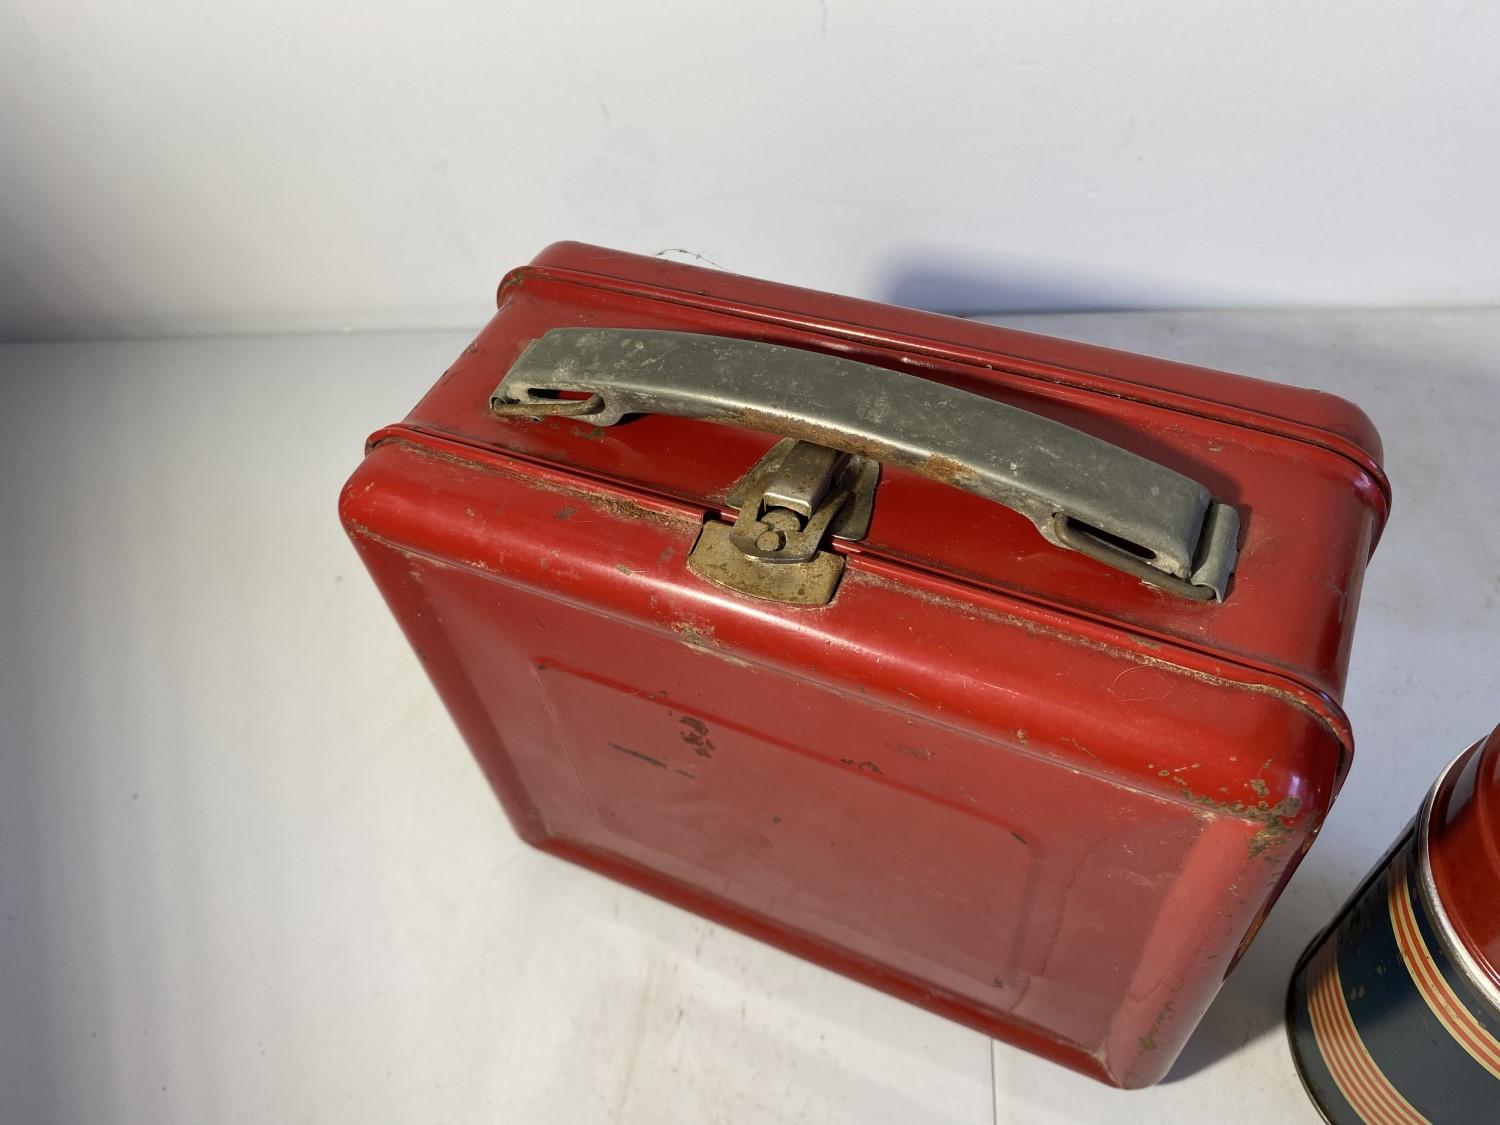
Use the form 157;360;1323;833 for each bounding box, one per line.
687;438;880;606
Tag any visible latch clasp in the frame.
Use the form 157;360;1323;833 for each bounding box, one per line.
688;439;880;605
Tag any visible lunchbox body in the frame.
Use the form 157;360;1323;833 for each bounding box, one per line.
340;244;1389;1087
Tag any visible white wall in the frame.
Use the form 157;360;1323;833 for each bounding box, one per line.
3;1;1498;341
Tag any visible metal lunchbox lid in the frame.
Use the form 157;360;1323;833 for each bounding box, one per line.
403;243;1389;712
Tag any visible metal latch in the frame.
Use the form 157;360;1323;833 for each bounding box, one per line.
687;439;881;605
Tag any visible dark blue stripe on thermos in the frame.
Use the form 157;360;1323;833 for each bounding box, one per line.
1336;861;1494;1120
1288;833;1500;1123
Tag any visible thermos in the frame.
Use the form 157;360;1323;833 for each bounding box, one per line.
1288;725;1500;1122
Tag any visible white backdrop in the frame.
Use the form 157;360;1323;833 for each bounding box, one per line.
3;1;1499;341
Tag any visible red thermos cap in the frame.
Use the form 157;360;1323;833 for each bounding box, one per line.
1426;724;1500;989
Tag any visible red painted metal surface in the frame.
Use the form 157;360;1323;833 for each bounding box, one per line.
340;244;1390;1087
1428;725;1500;988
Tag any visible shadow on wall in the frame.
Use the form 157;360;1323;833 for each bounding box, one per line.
872;247;1266;316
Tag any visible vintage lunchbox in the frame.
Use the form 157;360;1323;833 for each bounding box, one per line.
339;243;1390;1087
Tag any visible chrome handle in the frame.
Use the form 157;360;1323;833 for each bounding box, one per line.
492;329;1240;600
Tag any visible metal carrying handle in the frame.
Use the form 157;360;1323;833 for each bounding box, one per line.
492;329;1240;600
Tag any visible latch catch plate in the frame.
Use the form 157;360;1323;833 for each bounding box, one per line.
688;439;880;606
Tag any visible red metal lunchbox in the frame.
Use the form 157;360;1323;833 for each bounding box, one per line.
339;243;1390;1087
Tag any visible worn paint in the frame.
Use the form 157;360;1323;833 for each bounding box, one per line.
1061;736;1100;761
1138;1000;1176;1052
380;437;696;531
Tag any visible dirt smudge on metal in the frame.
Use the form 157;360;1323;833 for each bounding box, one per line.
679;715;716;758
609;743;666;770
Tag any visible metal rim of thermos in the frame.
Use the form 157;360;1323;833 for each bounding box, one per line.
1413;750;1500;1014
